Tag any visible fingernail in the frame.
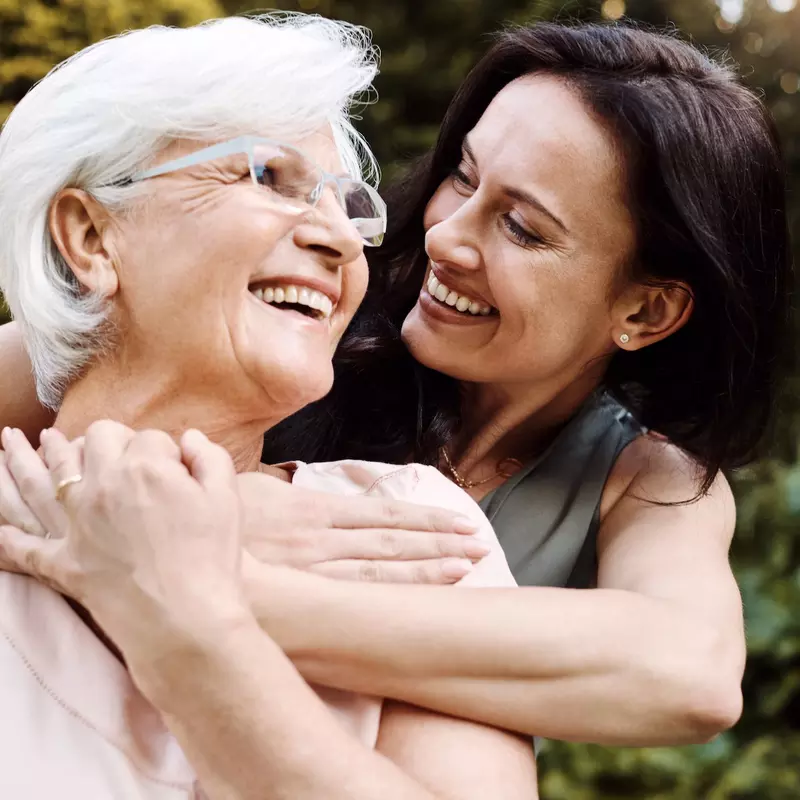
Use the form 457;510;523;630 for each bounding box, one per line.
0;427;8;447
441;558;473;579
453;516;480;534
39;428;51;442
463;538;492;559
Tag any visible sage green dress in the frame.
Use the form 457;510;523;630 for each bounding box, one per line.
479;393;644;590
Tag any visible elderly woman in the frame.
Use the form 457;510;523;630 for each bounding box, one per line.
1;16;790;760
0;14;537;800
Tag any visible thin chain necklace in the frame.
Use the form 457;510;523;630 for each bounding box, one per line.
440;447;524;490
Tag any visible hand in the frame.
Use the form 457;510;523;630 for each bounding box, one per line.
237;471;490;584
0;423;253;675
0;427;69;538
0;425;489;586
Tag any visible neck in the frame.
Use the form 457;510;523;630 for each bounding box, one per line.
53;357;285;660
55;358;283;474
454;363;606;474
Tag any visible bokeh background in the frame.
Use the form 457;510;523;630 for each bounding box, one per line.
1;0;798;796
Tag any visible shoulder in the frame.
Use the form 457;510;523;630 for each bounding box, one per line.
600;434;735;538
296;460;517;588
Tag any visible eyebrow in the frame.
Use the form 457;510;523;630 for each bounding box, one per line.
462;138;569;234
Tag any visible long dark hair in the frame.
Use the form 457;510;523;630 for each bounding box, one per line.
264;21;791;493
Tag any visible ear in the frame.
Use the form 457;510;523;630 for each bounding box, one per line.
48;189;120;298
612;281;694;351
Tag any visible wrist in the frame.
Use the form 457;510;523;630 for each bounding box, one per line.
243;560;336;654
125;602;260;710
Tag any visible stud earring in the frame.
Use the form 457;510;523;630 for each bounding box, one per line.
619;333;630;344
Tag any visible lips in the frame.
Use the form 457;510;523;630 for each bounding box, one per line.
426;272;493;316
249;283;334;320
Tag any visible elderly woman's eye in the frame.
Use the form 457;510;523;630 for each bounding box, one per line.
254;165;278;188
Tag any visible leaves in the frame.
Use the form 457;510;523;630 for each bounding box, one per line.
0;0;223;125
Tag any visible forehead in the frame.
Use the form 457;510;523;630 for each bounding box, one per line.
156;124;346;174
287;125;344;174
468;75;630;227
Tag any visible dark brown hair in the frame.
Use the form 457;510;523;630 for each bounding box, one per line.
264;22;791;493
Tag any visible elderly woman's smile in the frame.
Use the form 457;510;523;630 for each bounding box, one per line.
248;280;337;322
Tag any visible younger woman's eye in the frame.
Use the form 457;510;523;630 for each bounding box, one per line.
503;214;544;248
451;166;476;192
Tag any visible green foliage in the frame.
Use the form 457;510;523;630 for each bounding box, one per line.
1;0;799;794
0;0;223;124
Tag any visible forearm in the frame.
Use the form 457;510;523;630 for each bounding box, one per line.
130;614;445;800
0;321;53;437
251;566;741;746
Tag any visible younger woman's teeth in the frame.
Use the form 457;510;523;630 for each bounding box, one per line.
426;273;493;316
250;284;334;320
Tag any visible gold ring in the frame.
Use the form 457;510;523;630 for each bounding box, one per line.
54;474;83;504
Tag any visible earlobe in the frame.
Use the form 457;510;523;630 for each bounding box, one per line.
616;282;694;350
49;189;119;299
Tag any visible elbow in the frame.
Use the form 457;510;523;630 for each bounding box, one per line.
660;641;744;744
644;630;744;745
676;680;743;744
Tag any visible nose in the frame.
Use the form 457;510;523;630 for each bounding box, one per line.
293;189;364;269
424;199;482;273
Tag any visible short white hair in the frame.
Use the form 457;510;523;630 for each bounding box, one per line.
0;13;379;408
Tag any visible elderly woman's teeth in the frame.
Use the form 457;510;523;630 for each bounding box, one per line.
250;284;334;320
426;273;492;316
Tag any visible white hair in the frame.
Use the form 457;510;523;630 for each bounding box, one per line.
0;13;379;408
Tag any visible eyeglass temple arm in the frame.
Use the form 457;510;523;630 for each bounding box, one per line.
130;136;254;182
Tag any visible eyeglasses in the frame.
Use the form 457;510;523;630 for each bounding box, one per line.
125;136;387;247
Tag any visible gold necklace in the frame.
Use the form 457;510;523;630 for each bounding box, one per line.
440;448;523;490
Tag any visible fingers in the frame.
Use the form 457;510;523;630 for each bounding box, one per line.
1;427;69;537
310;557;475;585
82;420;136;478
125;429;182;463
314;528;491;563
328;494;480;536
0;446;49;537
180;429;236;490
0;524;60;586
40;428;85;511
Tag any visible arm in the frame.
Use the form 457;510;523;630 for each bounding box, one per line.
0;425;538;800
0;321;54;438
0;426;743;746
143;615;537;800
247;437;744;746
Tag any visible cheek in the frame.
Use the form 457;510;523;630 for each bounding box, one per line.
493;257;614;346
340;257;369;323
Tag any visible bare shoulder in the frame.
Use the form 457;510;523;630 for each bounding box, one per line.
600;433;735;542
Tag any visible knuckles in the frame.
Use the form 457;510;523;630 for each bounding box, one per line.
378;531;402;558
358;561;380;582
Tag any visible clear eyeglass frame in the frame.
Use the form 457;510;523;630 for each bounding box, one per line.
125;135;387;247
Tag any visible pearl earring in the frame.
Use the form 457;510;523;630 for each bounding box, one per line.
619;333;630;344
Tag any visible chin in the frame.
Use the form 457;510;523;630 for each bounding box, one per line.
256;358;335;416
401;321;476;383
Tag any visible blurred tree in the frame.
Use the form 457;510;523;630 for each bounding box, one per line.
0;0;222;124
220;0;600;179
1;0;799;795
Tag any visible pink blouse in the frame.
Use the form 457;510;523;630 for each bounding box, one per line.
0;460;516;797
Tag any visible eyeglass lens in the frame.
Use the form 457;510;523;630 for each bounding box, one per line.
252;143;385;246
